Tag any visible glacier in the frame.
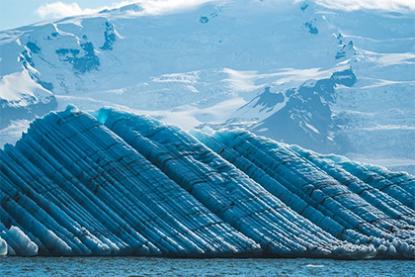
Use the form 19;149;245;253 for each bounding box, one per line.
0;106;414;258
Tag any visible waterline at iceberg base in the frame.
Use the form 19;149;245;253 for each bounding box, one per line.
0;106;414;259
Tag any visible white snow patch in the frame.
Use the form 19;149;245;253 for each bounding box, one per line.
160;96;247;130
223;68;261;93
314;0;415;12
0;70;52;105
151;71;200;93
224;65;350;94
356;125;415;131
361;50;415;67
305;122;320;134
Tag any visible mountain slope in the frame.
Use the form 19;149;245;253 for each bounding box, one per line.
231;68;356;152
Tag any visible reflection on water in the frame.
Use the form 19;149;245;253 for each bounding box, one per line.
1;257;413;277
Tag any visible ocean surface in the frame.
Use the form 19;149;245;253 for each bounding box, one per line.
0;257;413;276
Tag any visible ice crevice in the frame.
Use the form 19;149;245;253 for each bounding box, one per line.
0;106;413;258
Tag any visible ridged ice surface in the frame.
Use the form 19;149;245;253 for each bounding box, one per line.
0;106;414;258
195;130;415;259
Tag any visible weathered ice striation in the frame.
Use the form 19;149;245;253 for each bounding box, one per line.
0;106;414;258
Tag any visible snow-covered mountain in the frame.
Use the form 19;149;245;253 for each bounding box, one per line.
0;0;414;172
231;68;357;153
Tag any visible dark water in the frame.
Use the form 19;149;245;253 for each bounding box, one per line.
0;257;413;277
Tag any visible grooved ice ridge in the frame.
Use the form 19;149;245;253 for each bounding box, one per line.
0;106;414;259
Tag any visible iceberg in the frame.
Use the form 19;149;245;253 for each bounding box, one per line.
195;130;415;258
0;106;414;258
1;106;257;257
0;237;7;256
322;155;415;210
99;108;370;258
0;225;38;256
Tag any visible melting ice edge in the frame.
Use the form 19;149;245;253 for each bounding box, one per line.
0;106;414;259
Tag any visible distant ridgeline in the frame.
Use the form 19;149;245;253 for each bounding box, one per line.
0;106;414;259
